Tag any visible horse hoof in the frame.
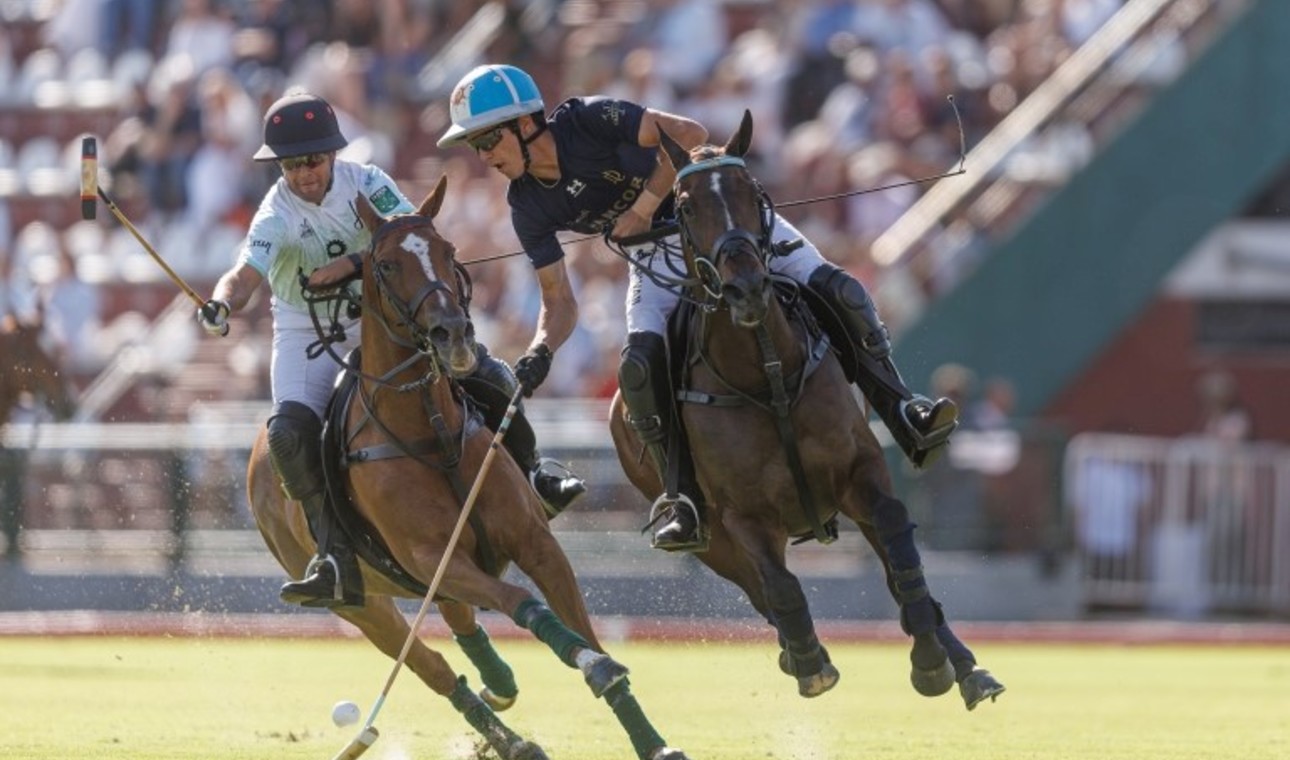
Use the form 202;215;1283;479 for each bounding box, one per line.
909;633;954;697
509;741;550;760
797;662;840;698
583;654;630;698
649;746;690;760
960;668;1006;711
778;644;832;678
481;686;517;712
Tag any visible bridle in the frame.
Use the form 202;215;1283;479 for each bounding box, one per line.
304;214;473;391
673;155;777;303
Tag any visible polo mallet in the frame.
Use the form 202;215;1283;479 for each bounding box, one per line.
79;136;218;323
330;387;526;760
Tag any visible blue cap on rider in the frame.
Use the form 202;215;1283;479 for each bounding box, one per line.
437;65;545;148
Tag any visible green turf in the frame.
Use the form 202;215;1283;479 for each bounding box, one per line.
1;635;1287;759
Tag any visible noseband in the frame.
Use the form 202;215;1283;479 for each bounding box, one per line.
673;155;775;301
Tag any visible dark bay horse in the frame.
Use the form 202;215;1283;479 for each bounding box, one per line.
248;178;689;760
609;112;1005;710
1;311;76;555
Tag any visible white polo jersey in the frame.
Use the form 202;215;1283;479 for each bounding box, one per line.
239;160;414;328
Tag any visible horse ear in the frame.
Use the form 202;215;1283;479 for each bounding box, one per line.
657;125;691;172
724;110;753;158
355;193;384;232
419;174;448;219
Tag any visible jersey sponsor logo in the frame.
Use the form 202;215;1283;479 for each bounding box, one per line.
566;178;586;198
369;186;401;214
601;101;625;126
250;239;271;251
298;219;317;240
602;170;625;184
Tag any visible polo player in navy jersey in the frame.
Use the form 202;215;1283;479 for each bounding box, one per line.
437;65;958;553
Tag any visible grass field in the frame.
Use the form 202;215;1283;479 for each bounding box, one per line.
2;636;1287;759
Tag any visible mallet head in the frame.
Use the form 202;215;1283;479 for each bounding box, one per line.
80;136;97;220
331;726;379;760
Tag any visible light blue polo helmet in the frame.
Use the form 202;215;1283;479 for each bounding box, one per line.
437;65;545;148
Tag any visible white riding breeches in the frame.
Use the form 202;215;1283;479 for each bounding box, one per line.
624;213;825;337
270;313;361;420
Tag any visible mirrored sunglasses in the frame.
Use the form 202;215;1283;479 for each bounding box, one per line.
466;126;506;152
279;153;328;171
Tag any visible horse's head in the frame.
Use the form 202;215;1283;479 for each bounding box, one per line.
0;312;76;422
659;110;774;328
356;176;479;377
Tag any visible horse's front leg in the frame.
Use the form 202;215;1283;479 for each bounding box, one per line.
338;591;543;760
438;599;518;711
857;522;1006;710
724;512;839;698
859;493;957;698
440;550;690;760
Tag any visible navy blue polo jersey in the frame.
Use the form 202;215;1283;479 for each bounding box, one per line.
509;97;674;269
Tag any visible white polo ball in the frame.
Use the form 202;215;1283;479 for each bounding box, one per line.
331;700;361;728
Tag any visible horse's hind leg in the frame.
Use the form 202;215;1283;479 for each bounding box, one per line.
438;599;518;711
334;598;546;760
863;495;955;697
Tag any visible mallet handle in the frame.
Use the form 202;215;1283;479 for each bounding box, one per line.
97;187;205;308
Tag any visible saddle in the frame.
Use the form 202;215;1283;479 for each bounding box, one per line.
316;348;497;599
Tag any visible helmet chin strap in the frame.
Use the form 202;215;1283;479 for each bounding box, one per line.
513;117;547;175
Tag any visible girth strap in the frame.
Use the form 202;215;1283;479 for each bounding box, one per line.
751;323;836;545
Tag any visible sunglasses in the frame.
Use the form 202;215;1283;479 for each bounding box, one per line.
466;126;507;152
279;153;329;171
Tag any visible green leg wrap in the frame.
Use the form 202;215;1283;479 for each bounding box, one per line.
604;679;666;760
455;625;518;700
512;597;590;668
449;676;523;753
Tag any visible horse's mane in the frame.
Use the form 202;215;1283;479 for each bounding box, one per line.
689;145;726;162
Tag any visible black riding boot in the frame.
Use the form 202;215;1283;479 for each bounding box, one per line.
459;346;586;518
267;401;364;608
808;263;958;469
620;331;709;552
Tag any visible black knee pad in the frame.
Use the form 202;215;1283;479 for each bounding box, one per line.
266;401;323;500
619;332;665;392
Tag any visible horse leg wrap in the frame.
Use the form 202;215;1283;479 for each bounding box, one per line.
891;566;944;636
603;679;667;760
448;675;528;757
512;598;591;668
773;599;825;676
935;623;978;681
455;625;518;702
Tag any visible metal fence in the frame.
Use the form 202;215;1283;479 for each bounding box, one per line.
1064;433;1290;616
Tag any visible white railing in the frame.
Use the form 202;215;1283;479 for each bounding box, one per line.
1064;433;1290;616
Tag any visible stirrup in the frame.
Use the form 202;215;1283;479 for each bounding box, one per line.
281;554;345;608
898;397;958;470
529;457;587;518
646;493;709;553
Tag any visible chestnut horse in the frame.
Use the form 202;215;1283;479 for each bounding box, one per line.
609;112;1005;709
248;178;689;760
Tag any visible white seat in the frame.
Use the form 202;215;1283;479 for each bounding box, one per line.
15;136;63;195
15;47;63;105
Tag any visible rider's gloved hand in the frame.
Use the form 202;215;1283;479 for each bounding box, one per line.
197;299;231;337
514;344;553;397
